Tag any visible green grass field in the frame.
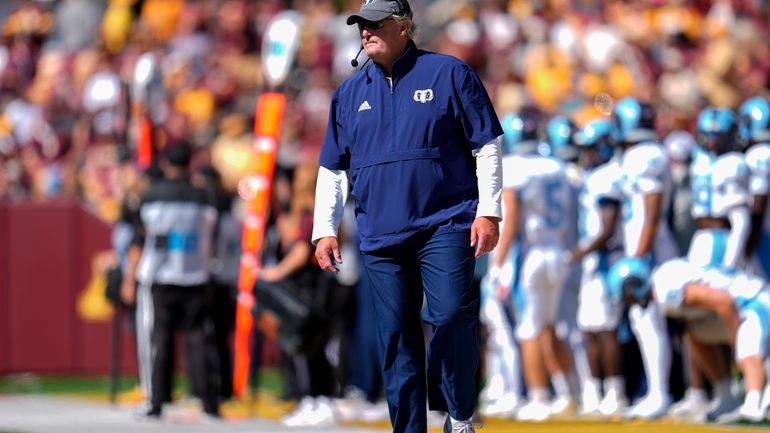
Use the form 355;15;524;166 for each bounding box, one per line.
0;370;284;397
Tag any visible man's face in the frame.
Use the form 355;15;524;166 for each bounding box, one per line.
700;131;731;155
577;146;600;169
358;17;405;63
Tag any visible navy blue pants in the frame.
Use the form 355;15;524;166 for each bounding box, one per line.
361;230;479;433
349;265;383;402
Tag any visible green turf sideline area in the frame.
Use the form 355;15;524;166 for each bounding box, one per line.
0;369;284;397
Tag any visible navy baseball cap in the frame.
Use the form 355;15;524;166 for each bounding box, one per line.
346;0;412;25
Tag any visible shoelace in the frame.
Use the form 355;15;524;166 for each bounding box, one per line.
451;420;480;433
452;423;475;433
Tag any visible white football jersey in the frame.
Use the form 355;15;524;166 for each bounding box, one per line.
745;143;770;279
745;143;770;197
652;258;767;312
618;142;678;260
689;150;750;219
578;160;623;248
503;154;573;249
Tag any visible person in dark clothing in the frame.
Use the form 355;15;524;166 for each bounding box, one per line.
122;144;220;419
193;164;240;401
254;162;336;427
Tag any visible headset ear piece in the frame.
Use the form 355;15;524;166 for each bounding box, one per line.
394;0;411;17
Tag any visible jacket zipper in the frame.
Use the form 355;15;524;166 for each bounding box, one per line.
389;77;396;152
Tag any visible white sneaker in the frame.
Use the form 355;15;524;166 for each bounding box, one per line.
358;400;390;422
480;392;520;417
516;399;551;422
549;395;576;417
669;389;709;420
625;394;670;420
579;383;601;416
281;396;336;427
311;396;337;427
333;388;367;422
598;393;628;417
281;396;314;426
443;415;475;433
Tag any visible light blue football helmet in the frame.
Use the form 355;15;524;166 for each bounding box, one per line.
696;106;737;154
543;115;577;161
574;118;615;167
737;96;770;148
500;107;541;156
606;256;652;307
611;97;656;145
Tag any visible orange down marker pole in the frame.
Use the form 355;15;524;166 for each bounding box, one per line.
232;92;286;398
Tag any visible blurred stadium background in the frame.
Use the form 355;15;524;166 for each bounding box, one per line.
1;0;769;431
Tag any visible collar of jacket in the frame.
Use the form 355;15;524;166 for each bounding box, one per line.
365;39;418;81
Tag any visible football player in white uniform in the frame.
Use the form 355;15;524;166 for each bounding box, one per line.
494;108;577;421
612;97;678;418
545;115;595;418
570;119;627;416
479;130;523;419
689;107;751;270
738;96;770;281
671;107;749;420
478;266;521;418
608;257;770;423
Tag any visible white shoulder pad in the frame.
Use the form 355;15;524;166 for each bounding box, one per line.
728;273;766;306
745;143;770;174
540;156;566;176
622;143;668;179
746;143;770;196
711;152;750;188
586;161;623;199
502;154;529;189
651;258;702;311
712;152;750;212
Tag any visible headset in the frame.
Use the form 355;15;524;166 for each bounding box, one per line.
392;0;412;17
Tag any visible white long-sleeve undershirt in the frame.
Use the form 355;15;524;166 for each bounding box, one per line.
311;166;348;245
472;135;503;220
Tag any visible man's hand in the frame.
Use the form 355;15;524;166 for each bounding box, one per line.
315;236;342;273
259;266;281;282
470;216;500;257
120;277;136;306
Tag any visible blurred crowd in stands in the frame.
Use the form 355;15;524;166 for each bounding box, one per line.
0;0;767;221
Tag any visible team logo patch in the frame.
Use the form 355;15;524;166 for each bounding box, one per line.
358;100;372;111
413;89;434;103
